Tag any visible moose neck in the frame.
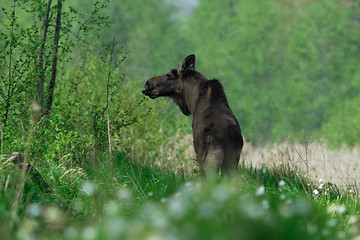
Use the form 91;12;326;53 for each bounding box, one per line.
171;84;198;116
183;84;199;115
170;72;209;116
181;74;208;115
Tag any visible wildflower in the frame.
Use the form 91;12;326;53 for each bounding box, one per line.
27;203;43;218
327;219;337;227
327;204;346;215
82;227;96;240
43;207;65;230
168;198;186;219
107;218;124;238
337;205;346;214
279;180;286;187
64;227;78;240
318;183;324;189
293;198;310;215
117;188;133;202
255;186;265;196
349;215;358;224
262;200;270;209
212;185;230;202
104;201;118;216
313;189;319;195
327;204;337;214
81;181;97;196
185;181;193;188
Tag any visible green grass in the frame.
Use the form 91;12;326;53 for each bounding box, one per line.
0;152;359;240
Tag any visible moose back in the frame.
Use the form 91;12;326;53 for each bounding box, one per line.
142;54;243;174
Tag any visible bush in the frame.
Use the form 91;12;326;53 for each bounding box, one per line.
321;97;360;148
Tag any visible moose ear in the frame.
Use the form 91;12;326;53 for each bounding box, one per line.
181;54;195;72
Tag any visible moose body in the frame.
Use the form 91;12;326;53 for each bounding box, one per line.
142;54;243;174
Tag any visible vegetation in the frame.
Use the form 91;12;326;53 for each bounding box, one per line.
0;0;359;239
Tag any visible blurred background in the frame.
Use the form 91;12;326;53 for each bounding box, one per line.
1;2;360;239
1;0;359;150
88;0;360;146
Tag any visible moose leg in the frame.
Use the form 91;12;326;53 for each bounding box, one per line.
221;148;240;175
203;145;224;175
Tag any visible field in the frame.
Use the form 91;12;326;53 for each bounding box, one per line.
1;138;359;240
243;141;360;188
1;0;360;239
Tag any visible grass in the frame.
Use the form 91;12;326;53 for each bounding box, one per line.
0;148;360;240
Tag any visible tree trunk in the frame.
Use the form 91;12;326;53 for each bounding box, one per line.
38;0;52;109
44;0;62;115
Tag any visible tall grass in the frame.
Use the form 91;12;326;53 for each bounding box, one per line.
1;80;359;240
242;139;360;188
1;144;360;239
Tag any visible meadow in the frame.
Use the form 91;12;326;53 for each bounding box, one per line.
1;124;360;239
1;0;360;239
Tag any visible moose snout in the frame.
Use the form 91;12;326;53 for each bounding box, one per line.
142;81;153;95
142;80;159;99
142;82;149;95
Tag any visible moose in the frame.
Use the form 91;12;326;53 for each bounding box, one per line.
142;54;243;175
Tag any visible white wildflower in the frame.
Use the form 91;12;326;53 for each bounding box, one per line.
27;203;43;218
327;204;346;215
349;215;358;224
64;227;78;240
81;181;97;196
107;218;124;238
337;205;346;214
255;186;265;196
82;227;96;240
262;200;270;209
168;198;186;219
279;180;286;187
117;188;132;202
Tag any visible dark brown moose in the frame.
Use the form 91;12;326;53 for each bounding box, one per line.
142;54;243;175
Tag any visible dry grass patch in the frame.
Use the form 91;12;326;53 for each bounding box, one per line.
242;139;360;189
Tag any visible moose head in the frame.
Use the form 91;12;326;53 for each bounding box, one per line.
142;54;196;99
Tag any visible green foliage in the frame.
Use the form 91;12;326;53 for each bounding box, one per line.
1;0;360;239
321;97;360;148
0;0;113;152
2;157;359;240
183;0;360;145
1;0;359;156
91;178;349;240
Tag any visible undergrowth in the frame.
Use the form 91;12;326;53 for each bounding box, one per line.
1;151;359;240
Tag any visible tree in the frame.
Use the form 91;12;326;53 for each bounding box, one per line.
0;0;111;151
184;0;360;145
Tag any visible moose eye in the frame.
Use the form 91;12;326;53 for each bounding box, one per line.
166;73;173;80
